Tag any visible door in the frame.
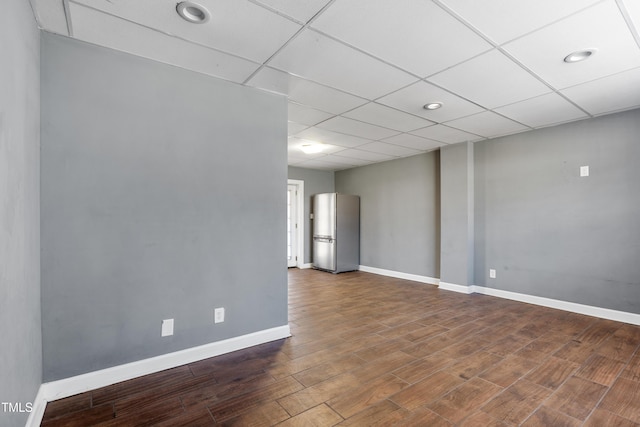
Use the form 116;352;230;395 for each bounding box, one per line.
287;184;298;267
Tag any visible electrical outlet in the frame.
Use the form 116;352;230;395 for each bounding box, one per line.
214;307;225;324
161;319;174;337
489;269;496;279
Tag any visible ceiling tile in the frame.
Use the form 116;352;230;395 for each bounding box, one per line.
287;151;325;161
410;124;482;144
622;0;640;30
332;149;396;162
289;160;339;171
251;0;332;22
247;67;368;114
377;81;486;123
438;0;602;44
429;49;551;109
294;127;373;148
68;2;259;83
289;151;324;165
503;1;640;89
268;29;418;99
381;134;446;151
342;103;435;132
287;145;324;160
288;122;309;135
320;155;367;166
72;0;302;63
294;158;352;170
287;153;309;164
494;92;588;128
311;0;491;77
446;111;530;138
357;141;423;157
288;102;333;126
561;67;640;115
288;137;345;156
316;116;400;140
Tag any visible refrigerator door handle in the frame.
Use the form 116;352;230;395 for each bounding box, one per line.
313;235;334;243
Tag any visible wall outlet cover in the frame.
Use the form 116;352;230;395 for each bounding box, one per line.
489;269;496;279
161;319;174;337
580;165;589;177
214;307;225;324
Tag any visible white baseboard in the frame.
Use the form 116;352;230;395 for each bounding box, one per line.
438;281;474;294
359;265;439;286
473;286;640;326
299;263;313;269
435;280;640;326
25;385;47;427
26;325;290;427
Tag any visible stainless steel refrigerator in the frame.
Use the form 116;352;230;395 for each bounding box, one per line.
312;193;360;273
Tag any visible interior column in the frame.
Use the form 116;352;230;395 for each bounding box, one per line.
439;141;475;293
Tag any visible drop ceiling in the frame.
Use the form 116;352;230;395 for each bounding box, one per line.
31;0;640;171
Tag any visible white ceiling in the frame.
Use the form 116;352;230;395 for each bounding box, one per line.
31;0;640;171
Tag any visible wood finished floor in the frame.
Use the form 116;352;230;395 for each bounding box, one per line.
42;269;640;426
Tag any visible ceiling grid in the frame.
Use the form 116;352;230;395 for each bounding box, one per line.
31;0;640;170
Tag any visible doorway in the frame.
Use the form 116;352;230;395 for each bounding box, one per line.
287;180;304;268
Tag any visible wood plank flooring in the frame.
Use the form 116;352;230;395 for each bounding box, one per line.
42;269;640;426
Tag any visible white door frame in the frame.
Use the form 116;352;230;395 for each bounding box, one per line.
288;179;304;268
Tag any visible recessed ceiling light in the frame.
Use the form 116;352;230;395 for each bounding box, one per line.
300;143;325;154
176;2;211;24
563;49;596;63
423;102;443;110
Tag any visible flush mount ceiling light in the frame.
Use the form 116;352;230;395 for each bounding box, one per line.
300;143;325;154
423;102;443;110
563;49;597;63
176;1;211;24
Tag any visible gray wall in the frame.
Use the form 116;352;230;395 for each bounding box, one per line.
0;0;42;425
474;109;640;313
336;153;440;278
440;142;474;287
41;33;288;381
288;166;335;264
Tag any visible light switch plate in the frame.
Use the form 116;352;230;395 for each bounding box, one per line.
580;165;589;177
